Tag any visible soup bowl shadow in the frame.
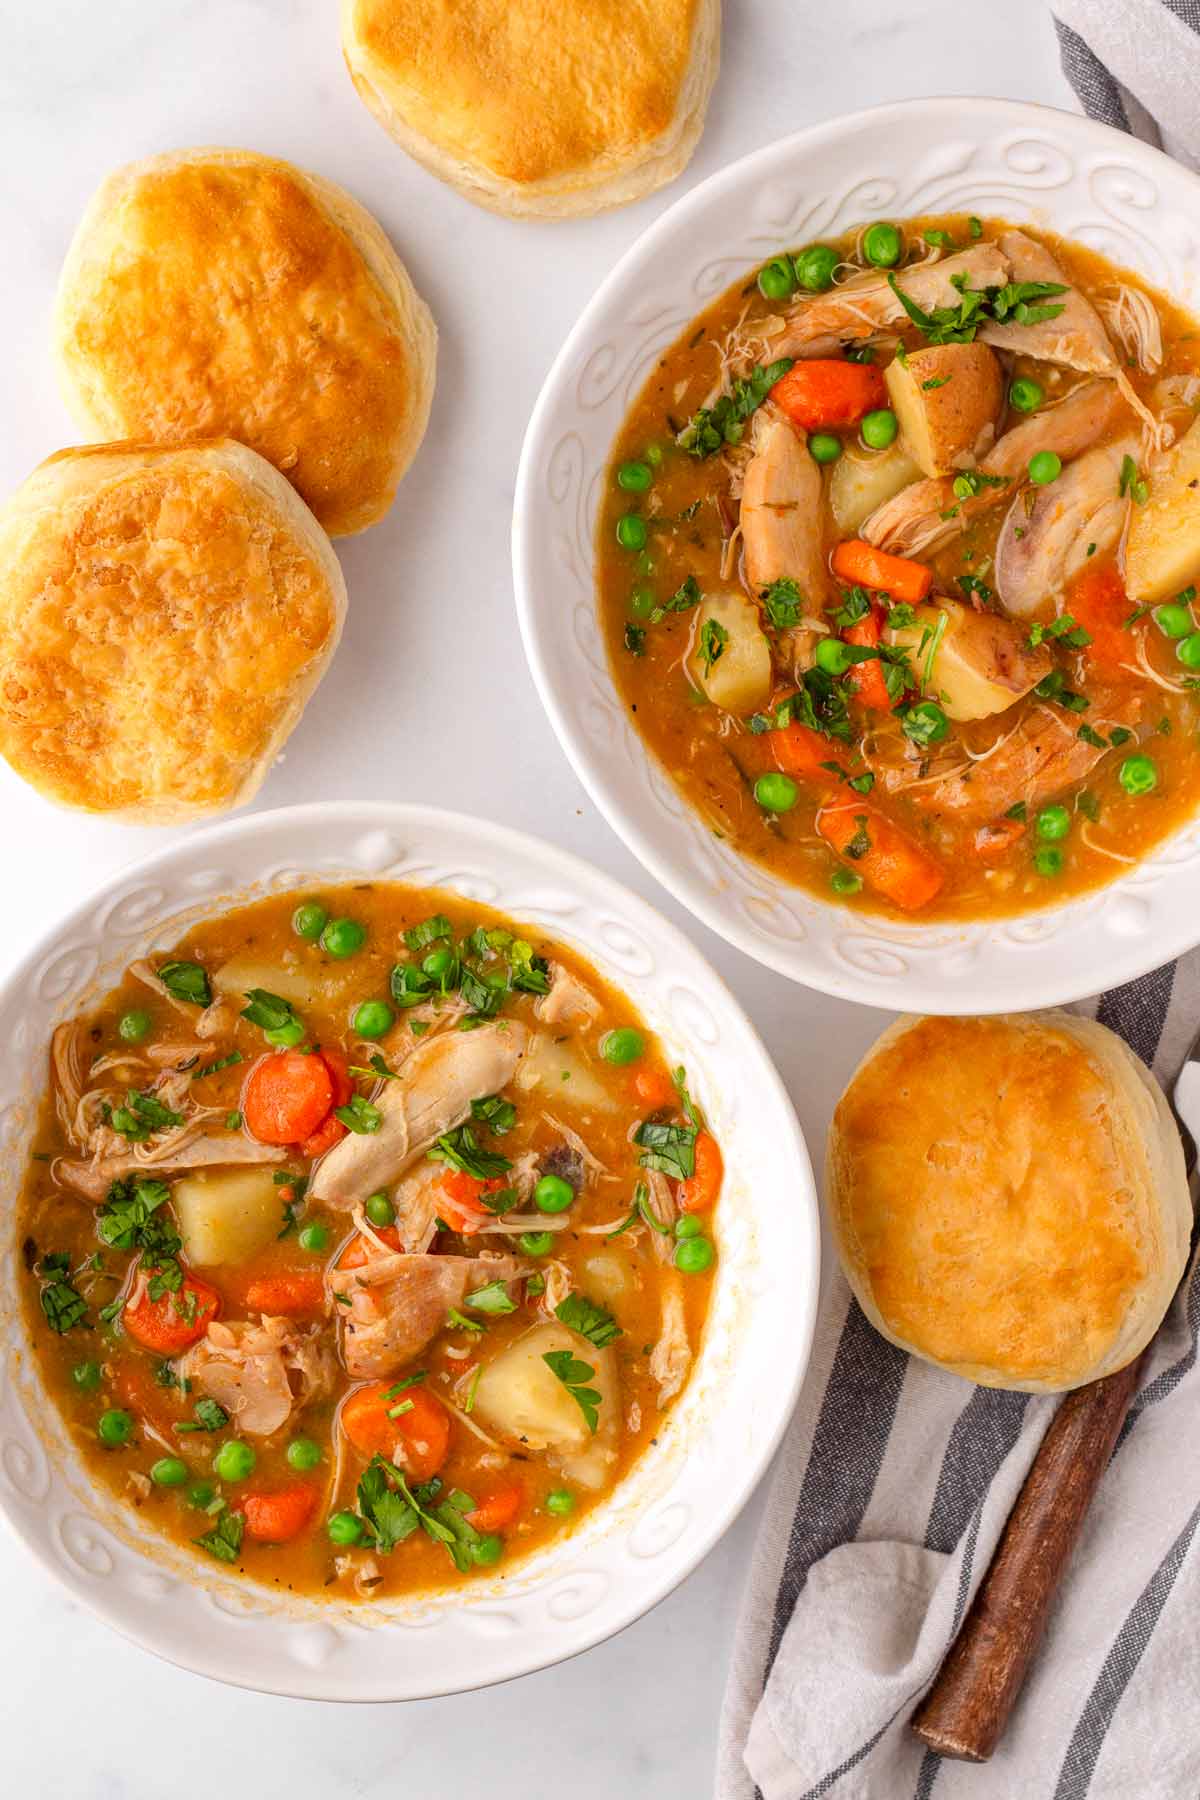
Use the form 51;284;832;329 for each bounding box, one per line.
513;96;1200;1012
0;801;816;1699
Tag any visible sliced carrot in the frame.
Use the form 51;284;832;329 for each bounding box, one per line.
438;1170;504;1236
770;360;887;431
243;1050;333;1146
632;1067;676;1110
340;1380;451;1482
299;1111;348;1160
771;720;839;785
242;1482;318;1544
817;799;945;913
338;1224;403;1272
1063;560;1131;672
123;1270;220;1355
465;1479;524;1534
678;1130;724;1216
832;540;933;604
843;603;897;712
973;817;1027;861
243;1270;328;1317
113;1358;188;1435
319;1047;353;1109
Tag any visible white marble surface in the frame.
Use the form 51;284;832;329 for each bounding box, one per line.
0;2;1076;1793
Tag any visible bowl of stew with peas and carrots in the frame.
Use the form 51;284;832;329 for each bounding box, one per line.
0;802;816;1699
514;98;1200;1010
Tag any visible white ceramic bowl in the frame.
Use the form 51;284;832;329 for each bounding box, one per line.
514;97;1200;1012
0;802;816;1698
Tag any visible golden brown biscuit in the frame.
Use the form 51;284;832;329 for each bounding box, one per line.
0;440;347;823
340;0;720;219
53;149;436;536
826;1013;1191;1391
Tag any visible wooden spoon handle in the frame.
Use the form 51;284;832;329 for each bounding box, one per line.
910;1355;1143;1762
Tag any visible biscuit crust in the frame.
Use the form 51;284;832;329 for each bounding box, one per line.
0;441;347;823
340;0;720;219
54;150;437;536
826;1012;1192;1391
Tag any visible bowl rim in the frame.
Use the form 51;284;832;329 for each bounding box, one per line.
513;95;1200;1011
0;798;819;1699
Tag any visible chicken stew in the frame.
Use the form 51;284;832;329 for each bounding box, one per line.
18;883;720;1597
598;215;1200;919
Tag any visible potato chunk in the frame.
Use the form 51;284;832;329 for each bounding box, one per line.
886;601;1051;722
687;591;772;715
473;1323;618;1485
514;1032;615;1112
173;1166;283;1267
884;343;1003;478
829;440;922;535
1125;416;1200;604
212;955;318;1010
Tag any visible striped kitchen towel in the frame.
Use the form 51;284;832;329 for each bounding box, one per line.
715;959;1200;1800
1052;0;1200;169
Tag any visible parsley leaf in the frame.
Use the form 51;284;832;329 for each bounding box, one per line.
676;359;794;457
240;989;300;1034
38;1254;89;1333
465;1279;517;1316
427;1124;512;1182
334;1095;382;1135
698;617;729;675
471;1094;516;1135
555;1293;622;1349
542;1350;602;1434
403;915;452;953
192;1050;244;1080
195;1509;244;1563
634;1118;698;1181
157;961;211;1007
105;1090;184;1142
760;578;804;630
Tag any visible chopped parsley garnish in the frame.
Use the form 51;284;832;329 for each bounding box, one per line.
698;617;729;675
465;1280;517;1316
157;961;211;1007
427;1124;512;1182
192;1050;244;1080
1078;723;1133;750
832;585;873;629
176;1397;229;1434
38;1253;89;1333
555;1293;622;1349
1028;613;1091;649
542;1350;602;1434
403;915;452;952
240;989;300;1034
843;815;873;860
1005;801;1028;822
105;1090;184;1142
957;574;993;607
634;1118;698;1182
471;1094;516;1135
950;469;1010;502
1076;790;1101;822
97;1176;171;1250
1035;669;1089;712
1119;455;1149;505
676;358;794;457
195;1509;244;1564
663;575;702;614
624;623;646;655
761;578;804;630
334;1095;383;1135
887;271;1067;346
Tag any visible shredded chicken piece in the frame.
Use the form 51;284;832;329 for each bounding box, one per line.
644;1168;678;1265
994;434;1137;616
196;998;238;1042
56;1132;284;1201
540;1258;573;1313
329;1248;528;1379
1098;285;1163;375
535;964;600;1029
650;1278;692;1407
773;243;1009;356
180;1315;336;1437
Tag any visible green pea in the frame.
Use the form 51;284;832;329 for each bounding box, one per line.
328;1511;364;1546
815;637;853;676
861;409;898;450
321;917;366;959
862;222;902;268
1035;804;1071;842
1176;633;1200;669
1034;847;1064;878
292;902;327;942
546;1488;575;1516
830;868;863;896
471;1533;504;1567
1155;603;1193;639
808;432;842;465
629;585;656;619
1028;450;1061;486
519;1230;555;1256
213;1439;256;1483
644;443;664;468
365;1192;395;1227
674;1215;703;1239
757;257;797;301
617;460;653;493
71;1360;102;1392
117;1009;152;1044
754;772;799;813
1008;378;1043;414
422;947;457;980
151;1457;188;1488
97;1409;133;1448
265;1019;305;1048
616;514;647;552
287;1437;322;1472
1119;754;1158;796
187;1480;216;1510
353;999;394;1040
600;1027;644;1066
299;1221;330;1253
674;1236;715;1274
793;244;838;292
534;1174;574;1215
